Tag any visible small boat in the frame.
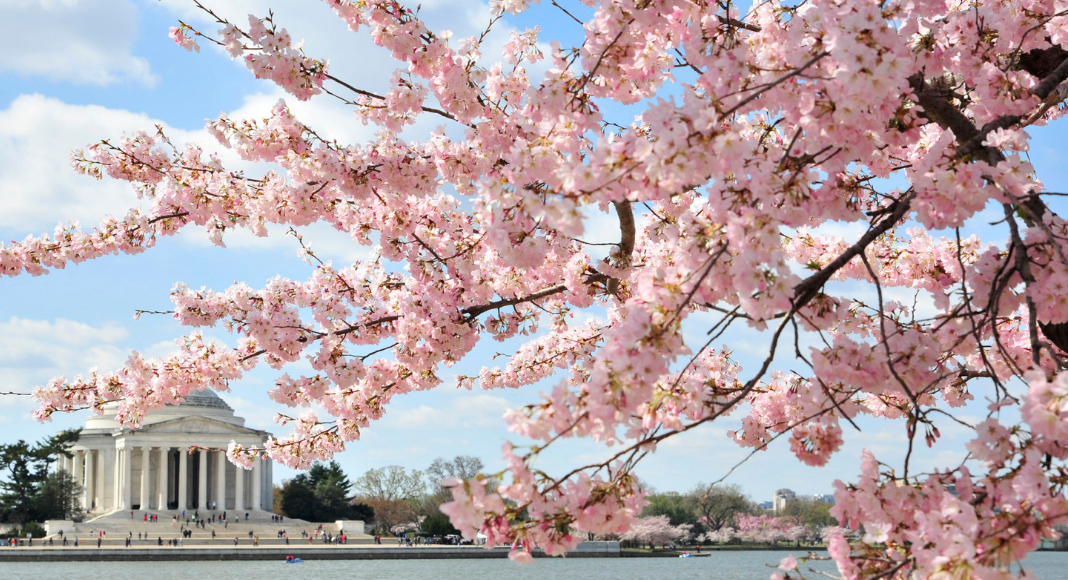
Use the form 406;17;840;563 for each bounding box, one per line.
285;556;304;563
679;553;694;558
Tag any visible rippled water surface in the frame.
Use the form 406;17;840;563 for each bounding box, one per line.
2;551;1065;579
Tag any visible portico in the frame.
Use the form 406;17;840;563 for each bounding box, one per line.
64;391;273;514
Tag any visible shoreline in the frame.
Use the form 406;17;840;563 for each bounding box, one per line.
622;546;826;556
0;545;615;562
0;543;839;562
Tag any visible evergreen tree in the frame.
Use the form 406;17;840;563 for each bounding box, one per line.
420;512;459;537
35;471;84;522
279;461;374;522
0;429;80;524
279;475;319;521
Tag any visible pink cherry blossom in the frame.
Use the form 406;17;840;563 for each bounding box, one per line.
9;0;1068;574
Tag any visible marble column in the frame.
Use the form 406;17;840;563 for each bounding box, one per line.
103;447;114;510
251;458;262;511
86;451;96;510
113;449;121;509
98;450;107;510
157;447;169;510
197;450;208;510
121;447;132;510
73;451;84;509
109;447;119;510
215;451;226;511
177;447;188;512
139;447;150;510
234;463;244;511
267;459;274;509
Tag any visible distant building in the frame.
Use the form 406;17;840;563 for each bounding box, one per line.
773;488;796;513
758;501;773;510
815;494;835;504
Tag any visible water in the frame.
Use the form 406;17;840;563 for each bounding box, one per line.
0;551;1065;579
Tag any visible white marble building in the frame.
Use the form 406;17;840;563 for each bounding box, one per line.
54;391;273;515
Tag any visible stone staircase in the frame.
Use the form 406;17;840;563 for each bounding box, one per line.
46;510;372;548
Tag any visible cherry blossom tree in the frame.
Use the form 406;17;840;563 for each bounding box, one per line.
390;520;422;535
736;513;794;545
619;514;692;546
700;525;736;545
9;0;1068;576
821;526;851;545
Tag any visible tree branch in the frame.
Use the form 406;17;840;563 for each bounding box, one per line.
792;190;915;308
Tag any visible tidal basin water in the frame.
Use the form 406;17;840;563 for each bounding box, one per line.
2;551;1067;580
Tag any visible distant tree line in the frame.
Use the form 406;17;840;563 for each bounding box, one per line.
277;455;484;537
278;460;837;540
609;484;841;548
640;482;837;536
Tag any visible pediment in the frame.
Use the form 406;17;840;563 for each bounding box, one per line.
138;416;263;436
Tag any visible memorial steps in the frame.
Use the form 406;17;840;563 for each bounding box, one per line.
45;510;374;547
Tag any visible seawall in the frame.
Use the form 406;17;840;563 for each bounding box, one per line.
0;542;620;562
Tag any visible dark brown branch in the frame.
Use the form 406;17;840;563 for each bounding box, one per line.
550;0;583;25
716;14;761;33
147;212;190;225
1030;55;1068;100
464;280;599;319
792;190;915;308
323;73;461;123
606;201;635;296
721;51;829;118
612;201;635;262
907;73;980;144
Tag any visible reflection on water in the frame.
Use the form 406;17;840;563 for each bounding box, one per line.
1;550;1065;579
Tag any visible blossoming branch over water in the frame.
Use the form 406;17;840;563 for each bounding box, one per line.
8;0;1068;578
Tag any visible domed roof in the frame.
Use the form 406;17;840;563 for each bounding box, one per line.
174;390;233;411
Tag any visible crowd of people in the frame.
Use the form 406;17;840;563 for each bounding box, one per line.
2;511;473;549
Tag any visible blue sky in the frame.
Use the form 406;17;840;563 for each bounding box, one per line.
1;0;1066;506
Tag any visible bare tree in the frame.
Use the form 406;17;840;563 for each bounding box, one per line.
362;498;418;534
354;465;426;501
422;455;487;514
353;466;426;533
688;483;753;531
426;456;484;494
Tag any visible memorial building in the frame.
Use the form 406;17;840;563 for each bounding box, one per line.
54;390;273;515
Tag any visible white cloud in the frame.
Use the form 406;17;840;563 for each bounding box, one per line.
0;0;155;86
391;393;511;429
0;316;129;408
0;315;127;347
0;94;190;231
224;393;283;430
